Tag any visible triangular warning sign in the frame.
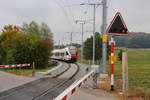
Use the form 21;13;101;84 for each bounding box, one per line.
106;12;129;36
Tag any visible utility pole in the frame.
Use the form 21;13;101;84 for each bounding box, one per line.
76;20;86;63
76;19;93;63
80;2;102;65
66;32;80;46
70;32;73;46
66;32;73;46
101;0;107;73
93;4;96;65
81;23;84;64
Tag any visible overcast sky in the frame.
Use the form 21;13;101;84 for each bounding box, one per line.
0;0;149;45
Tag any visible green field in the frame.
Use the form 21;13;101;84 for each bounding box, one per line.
78;49;150;99
106;49;150;91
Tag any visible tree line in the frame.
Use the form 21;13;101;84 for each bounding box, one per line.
114;32;150;48
0;21;53;69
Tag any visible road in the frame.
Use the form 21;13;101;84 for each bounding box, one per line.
0;71;36;93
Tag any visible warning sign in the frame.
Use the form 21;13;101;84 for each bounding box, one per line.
106;12;129;36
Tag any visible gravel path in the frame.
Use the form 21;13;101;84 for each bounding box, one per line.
0;71;37;92
71;88;118;100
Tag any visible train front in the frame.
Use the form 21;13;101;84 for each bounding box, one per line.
69;47;77;62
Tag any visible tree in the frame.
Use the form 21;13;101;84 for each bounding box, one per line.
40;22;53;39
115;32;150;48
83;32;110;62
21;21;53;39
35;38;53;68
83;35;93;60
12;33;39;65
0;25;22;64
0;22;54;69
83;32;102;61
0;25;22;49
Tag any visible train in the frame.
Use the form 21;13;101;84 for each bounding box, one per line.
51;46;78;62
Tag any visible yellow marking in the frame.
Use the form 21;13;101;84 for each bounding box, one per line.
45;71;51;75
109;56;117;62
102;34;107;43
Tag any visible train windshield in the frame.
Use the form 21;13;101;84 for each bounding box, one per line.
69;49;76;54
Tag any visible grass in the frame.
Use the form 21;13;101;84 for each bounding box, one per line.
107;49;150;91
0;62;57;76
107;49;150;100
78;49;150;99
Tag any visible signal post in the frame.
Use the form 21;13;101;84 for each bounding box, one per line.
106;12;129;91
109;37;116;91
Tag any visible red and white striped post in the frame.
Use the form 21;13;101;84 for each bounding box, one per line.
110;37;115;91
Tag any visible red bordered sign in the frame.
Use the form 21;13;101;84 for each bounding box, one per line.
106;12;129;36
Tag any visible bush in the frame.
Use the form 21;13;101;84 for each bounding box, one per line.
12;33;39;65
12;34;53;69
35;38;53;69
118;49;123;61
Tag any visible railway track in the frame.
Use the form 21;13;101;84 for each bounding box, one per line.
51;63;71;78
32;63;80;100
0;62;80;100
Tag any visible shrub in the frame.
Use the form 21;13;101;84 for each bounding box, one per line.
118;49;123;61
35;38;53;69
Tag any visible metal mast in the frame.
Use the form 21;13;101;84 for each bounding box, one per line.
76;20;86;63
93;4;96;65
101;0;107;73
80;3;102;65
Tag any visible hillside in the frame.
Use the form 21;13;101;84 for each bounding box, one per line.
114;32;150;48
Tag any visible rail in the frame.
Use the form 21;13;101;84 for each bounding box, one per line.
32;63;80;100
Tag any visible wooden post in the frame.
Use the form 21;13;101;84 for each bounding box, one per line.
122;51;128;92
19;64;22;70
32;62;35;76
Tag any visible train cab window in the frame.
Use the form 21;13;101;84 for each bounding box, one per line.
66;51;69;55
70;50;76;54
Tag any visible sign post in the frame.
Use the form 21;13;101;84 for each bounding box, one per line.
110;37;115;91
107;12;129;91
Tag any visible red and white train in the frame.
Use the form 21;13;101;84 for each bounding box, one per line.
51;46;78;62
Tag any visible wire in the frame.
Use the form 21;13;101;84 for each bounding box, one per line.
52;0;74;30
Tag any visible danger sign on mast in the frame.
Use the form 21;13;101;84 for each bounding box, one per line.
106;12;129;36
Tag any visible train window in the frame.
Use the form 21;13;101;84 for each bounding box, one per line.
61;53;63;56
70;50;76;54
56;53;59;56
66;52;69;55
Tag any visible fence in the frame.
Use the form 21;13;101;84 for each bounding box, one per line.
0;64;30;68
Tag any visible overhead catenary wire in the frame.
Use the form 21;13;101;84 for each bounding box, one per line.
52;0;74;31
53;0;103;45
